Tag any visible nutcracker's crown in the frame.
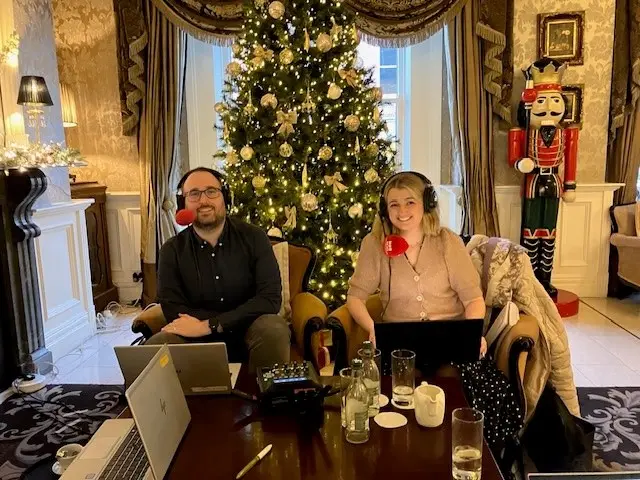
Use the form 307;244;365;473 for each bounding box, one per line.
530;60;567;90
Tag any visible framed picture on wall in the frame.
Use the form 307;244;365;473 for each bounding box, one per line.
561;84;584;127
537;11;585;65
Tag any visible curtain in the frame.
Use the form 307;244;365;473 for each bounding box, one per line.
444;0;500;236
139;0;188;305
606;0;640;205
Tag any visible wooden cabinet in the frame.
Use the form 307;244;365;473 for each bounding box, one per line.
71;181;118;313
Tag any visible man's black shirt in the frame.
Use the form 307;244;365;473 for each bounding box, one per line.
157;217;282;332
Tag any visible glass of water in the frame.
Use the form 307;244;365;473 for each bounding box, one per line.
391;349;415;407
339;367;352;427
452;408;484;480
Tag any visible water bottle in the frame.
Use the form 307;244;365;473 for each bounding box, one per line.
345;358;370;444
360;340;380;417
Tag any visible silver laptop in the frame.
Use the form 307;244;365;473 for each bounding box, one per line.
61;345;191;480
114;343;232;395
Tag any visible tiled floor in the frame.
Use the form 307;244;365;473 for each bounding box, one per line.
53;295;640;387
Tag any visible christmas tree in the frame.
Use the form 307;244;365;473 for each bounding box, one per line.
214;0;397;308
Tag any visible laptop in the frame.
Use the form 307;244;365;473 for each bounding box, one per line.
114;343;233;395
62;345;191;480
529;474;640;480
374;318;484;375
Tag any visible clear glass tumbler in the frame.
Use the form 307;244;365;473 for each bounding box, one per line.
391;349;415;408
452;408;484;480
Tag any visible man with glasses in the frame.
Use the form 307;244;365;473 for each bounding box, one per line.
146;167;290;372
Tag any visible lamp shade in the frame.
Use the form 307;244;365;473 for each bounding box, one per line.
60;82;77;127
17;76;53;106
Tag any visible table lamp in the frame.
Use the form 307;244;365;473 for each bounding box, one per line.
17;75;53;143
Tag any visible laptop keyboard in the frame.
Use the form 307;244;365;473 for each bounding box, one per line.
99;427;149;480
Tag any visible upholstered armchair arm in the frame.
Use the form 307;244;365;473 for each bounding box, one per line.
131;304;167;339
493;313;539;419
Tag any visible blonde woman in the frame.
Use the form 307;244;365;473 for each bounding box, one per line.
346;171;487;354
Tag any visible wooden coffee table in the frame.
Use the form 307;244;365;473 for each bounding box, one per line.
122;366;504;479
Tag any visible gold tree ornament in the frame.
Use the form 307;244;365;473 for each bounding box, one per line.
231;42;242;56
318;145;333;160
324;219;339;243
301;87;317;112
324;172;347;194
316;33;333;52
279;142;293;157
260;93;278;109
255;0;266;7
268;1;285;19
267;226;283;238
327;83;342;100
354;136;361;153
252;175;267;189
283;205;297;230
226;149;239;166
364;167;380;183
373;108;380;124
344;114;360;132
302;163;309;187
348;203;364;219
251;45;274;68
244;100;257;117
240;145;255;161
370;87;383;102
365;143;379;158
214;102;228;114
301;192;318;211
279;48;294;65
304;27;310;52
338;68;359;88
226;61;242;77
276;110;298;137
330;16;343;38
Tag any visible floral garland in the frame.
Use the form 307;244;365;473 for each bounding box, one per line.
0;143;86;171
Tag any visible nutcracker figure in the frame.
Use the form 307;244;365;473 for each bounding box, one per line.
508;57;578;299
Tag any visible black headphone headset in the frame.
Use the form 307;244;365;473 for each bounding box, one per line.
378;171;438;223
176;167;231;210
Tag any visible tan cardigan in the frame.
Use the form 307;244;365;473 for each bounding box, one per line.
348;228;483;321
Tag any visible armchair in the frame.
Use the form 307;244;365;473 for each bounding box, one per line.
609;202;640;296
328;295;540;420
131;239;329;369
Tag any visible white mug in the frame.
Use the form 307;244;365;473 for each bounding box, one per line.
56;443;83;472
414;381;445;428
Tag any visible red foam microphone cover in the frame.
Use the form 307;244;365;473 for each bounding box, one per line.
383;235;409;257
175;209;196;226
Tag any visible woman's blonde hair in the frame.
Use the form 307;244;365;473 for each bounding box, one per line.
371;172;441;240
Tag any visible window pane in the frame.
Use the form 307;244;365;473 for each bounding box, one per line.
380;67;398;95
380;48;398;66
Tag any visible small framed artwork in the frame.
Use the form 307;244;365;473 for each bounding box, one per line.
561;84;584;127
537;11;585;65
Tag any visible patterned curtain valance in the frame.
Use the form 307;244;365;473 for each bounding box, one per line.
347;0;469;47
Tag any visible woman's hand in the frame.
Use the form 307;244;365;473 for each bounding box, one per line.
368;329;377;348
480;336;487;358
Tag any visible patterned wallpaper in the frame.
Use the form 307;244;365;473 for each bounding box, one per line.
13;0;70;206
495;0;616;185
52;0;140;192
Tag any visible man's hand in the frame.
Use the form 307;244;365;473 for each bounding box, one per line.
162;313;212;338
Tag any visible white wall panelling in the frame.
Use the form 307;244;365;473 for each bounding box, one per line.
33;200;95;362
441;183;623;298
106;192;142;303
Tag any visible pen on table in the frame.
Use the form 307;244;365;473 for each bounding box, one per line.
235;444;272;479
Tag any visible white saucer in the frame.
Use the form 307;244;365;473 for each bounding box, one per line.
52;461;63;475
391;398;415;410
374;411;408;429
379;394;389;408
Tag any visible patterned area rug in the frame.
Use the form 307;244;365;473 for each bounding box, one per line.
578;387;640;472
0;384;125;480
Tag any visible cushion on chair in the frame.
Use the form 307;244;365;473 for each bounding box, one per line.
287;243;312;299
272;241;292;320
613;203;637;236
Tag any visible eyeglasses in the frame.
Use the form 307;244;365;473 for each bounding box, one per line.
184;187;222;202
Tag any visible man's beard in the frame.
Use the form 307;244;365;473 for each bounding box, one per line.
194;210;225;231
